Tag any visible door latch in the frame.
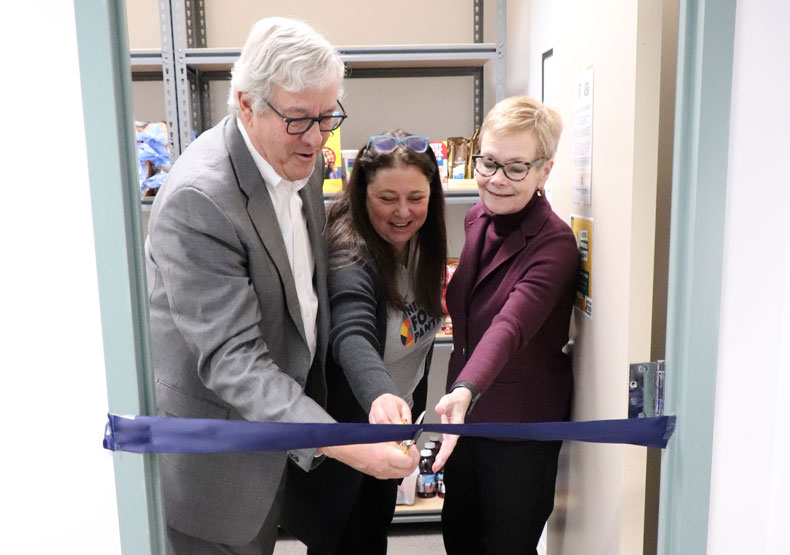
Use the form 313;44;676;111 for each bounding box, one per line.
628;360;665;418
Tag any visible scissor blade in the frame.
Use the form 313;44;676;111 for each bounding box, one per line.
407;411;426;443
401;411;426;451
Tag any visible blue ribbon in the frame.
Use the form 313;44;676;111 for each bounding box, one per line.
104;414;676;453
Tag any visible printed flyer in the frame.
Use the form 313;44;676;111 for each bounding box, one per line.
570;215;593;317
322;130;342;194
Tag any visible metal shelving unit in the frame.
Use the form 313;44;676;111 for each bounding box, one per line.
132;0;504;526
131;0;506;157
392;495;444;524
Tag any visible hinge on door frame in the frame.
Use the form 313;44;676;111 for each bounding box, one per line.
628;360;666;418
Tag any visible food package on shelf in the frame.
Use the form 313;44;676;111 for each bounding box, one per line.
340;149;357;187
429;140;448;188
446;137;468;181
446;128;480;190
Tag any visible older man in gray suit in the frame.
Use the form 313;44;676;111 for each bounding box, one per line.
145;17;419;554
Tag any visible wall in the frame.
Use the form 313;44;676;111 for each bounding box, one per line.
204;76;477;151
509;1;665;553
0;2;121;554
707;1;790;553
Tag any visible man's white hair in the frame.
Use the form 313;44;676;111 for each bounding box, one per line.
227;17;345;116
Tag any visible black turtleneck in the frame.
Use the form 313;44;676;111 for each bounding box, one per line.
478;194;542;273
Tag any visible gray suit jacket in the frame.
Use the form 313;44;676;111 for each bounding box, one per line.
145;115;334;545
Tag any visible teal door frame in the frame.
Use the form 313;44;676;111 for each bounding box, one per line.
73;0;737;553
658;0;737;553
73;1;165;553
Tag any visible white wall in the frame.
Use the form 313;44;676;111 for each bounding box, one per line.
708;2;790;554
0;3;121;554
508;2;665;554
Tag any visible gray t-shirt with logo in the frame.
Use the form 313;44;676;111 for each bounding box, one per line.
383;257;440;407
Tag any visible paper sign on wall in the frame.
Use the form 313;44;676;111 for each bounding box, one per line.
572;68;594;205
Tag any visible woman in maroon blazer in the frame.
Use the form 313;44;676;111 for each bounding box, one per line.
433;96;580;555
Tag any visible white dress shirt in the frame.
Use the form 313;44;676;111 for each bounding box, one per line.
236;118;318;362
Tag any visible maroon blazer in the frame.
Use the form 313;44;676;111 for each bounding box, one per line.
445;194;579;423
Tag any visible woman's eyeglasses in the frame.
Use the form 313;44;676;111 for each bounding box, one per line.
266;100;347;135
368;135;430;154
472;155;544;181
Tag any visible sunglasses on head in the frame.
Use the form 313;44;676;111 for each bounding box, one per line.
368;135;430;154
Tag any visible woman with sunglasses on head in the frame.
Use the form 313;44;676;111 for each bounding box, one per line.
282;130;446;554
431;96;580;555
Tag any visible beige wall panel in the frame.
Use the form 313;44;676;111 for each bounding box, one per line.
126;0;162;50
131;81;167;123
339;76;477;148
209;80;231;126
203;0;475;47
209;75;476;149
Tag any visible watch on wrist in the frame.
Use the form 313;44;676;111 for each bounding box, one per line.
451;381;481;416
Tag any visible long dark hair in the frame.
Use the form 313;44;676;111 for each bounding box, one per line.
327;129;447;318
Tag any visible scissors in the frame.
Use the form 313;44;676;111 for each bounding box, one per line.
400;410;426;453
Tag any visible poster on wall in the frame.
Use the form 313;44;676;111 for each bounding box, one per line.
572;67;594;205
570;215;593;317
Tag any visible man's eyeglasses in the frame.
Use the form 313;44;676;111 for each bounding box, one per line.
368;135;430;154
266;100;347;135
472;155;544;181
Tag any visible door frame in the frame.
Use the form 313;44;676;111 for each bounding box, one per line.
73;0;737;552
73;1;165;553
657;0;736;553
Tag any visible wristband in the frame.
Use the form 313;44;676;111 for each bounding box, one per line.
451;381;481;416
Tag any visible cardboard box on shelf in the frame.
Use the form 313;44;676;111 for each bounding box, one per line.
429;140;448;187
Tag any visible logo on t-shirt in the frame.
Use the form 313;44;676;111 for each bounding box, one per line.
400;301;438;347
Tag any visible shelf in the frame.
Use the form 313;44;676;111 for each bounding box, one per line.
181;44;498;72
145;191;475;208
323;190;478;204
393;494;443;524
130;49;163;72
128;43;495;85
444;189;480;204
339;44;498;68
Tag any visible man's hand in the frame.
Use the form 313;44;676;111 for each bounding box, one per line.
369;393;412;425
432;386;473;472
319;442;420;479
